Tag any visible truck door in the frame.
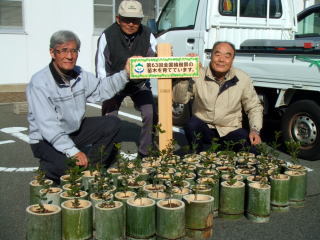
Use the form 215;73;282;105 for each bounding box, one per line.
156;0;206;57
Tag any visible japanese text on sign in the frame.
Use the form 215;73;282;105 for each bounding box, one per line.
130;57;200;79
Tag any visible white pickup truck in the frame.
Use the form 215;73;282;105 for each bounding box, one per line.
149;0;320;160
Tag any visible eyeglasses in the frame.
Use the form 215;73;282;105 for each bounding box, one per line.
54;48;80;55
119;16;142;25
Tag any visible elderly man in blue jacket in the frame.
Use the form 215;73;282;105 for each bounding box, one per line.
26;30;133;184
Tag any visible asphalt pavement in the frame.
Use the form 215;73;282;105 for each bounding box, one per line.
0;102;319;240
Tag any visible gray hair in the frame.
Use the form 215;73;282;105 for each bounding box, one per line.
212;41;236;57
50;30;81;49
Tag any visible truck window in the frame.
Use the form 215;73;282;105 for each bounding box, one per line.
157;0;200;32
297;11;320;38
219;0;282;18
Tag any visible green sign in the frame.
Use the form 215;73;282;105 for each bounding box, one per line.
130;57;200;79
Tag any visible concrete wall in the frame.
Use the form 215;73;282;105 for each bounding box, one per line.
0;0;315;87
0;0;94;87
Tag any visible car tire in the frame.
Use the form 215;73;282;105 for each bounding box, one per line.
281;100;320;161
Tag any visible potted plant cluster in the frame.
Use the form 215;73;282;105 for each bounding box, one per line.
25;130;308;239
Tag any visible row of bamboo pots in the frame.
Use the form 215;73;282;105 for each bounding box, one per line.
27;152;308;239
26;194;214;240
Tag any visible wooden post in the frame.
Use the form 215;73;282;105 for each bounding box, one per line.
157;43;173;150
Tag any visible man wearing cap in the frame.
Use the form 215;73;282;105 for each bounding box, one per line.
96;0;157;159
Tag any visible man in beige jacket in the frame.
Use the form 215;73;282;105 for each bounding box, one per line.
173;41;263;153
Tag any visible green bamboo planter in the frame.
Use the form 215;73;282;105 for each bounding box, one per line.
60;175;81;186
270;174;290;212
59;190;88;204
196;178;220;217
61;199;92;240
95;201;125;240
128;180;147;192
126;198;156;239
29;179;53;205
172;187;191;200
221;174;244;182
183;194;214;240
156;199;185;239
62;183;82;191
107;168;121;187
143;184;166;193
39;187;63;206
219;181;245;219
81;170;98;192
285;170;307;207
246;182;271;223
148;191;168;203
90;192;113;229
26;204;61;240
115;190;137;235
216;166;235;176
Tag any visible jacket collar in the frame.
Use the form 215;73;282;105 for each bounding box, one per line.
49;60;80;86
204;67;239;95
204;67;236;82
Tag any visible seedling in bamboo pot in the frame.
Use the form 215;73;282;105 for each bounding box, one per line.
29;169;53;205
246;177;271;223
285;140;307;173
270;168;290;212
285;169;307;207
128;175;147;192
200;177;220;217
156;197;185;239
95;198;125;240
60;182;88;203
219;178;245;219
61;198;93;240
26;188;62;240
183;192;214;240
39;184;63;206
126;189;156;240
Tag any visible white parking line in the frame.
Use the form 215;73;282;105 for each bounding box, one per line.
0;140;15;145
86;103;185;134
0;127;30;143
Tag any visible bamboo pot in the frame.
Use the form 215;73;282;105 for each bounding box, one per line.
148;191;168;203
61;199;92;240
183;194;214;240
246;182;271;223
95;201;125;240
81;170;98;192
285;170;307;207
29;179;53;205
219;181;245;219
172;187;191;200
59;190;88;204
39;187;63;206
26;204;61;240
90;192;113;229
126;198;156;239
270;174;290;212
156;199;185;239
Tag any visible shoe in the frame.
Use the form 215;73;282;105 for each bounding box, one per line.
138;152;147;159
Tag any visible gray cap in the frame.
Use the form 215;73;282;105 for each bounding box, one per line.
118;0;144;18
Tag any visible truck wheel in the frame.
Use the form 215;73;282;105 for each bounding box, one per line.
281;100;320;161
172;102;191;126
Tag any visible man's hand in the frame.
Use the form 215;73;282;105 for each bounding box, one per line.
74;152;88;168
249;131;261;145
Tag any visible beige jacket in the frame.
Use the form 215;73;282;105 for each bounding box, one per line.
173;67;263;137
